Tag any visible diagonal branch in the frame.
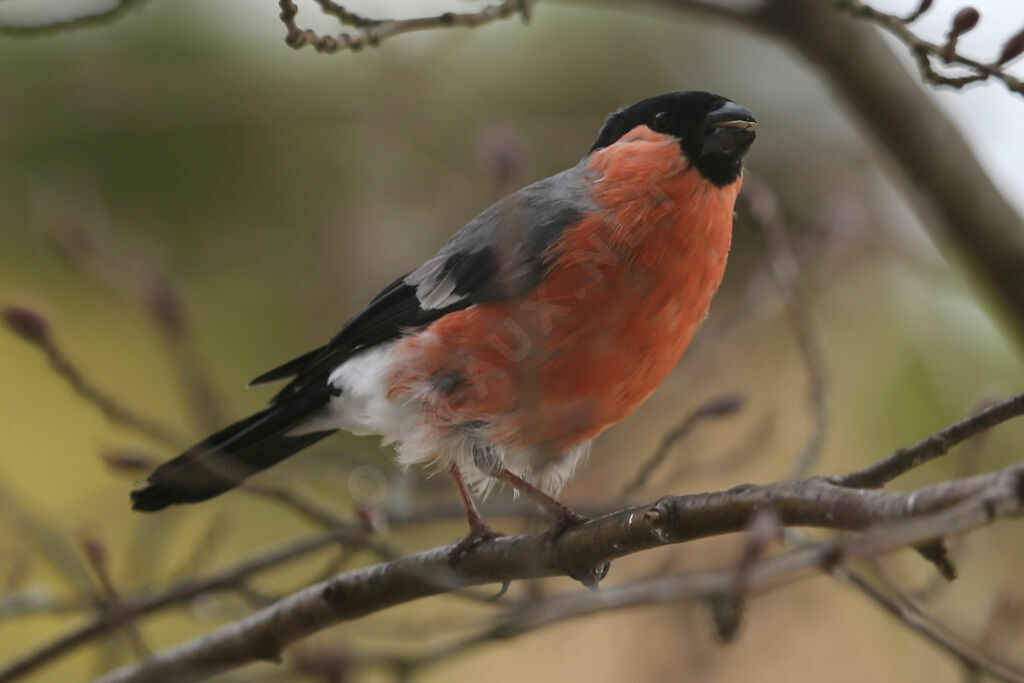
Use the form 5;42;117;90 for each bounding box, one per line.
837;392;1024;488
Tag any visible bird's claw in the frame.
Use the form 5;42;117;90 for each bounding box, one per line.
447;523;505;566
543;510;589;542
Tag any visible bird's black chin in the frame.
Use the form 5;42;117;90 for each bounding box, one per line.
694;127;756;187
702;126;756;159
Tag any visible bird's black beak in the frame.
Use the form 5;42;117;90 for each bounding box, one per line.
701;101;757;159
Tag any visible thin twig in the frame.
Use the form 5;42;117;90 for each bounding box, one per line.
278;0;527;54
833;0;1024;97
620;393;744;497
837;391;1024;488
831;565;1024;683
46;218;224;432
4;305;186;448
0;524;377;683
740;175;828;480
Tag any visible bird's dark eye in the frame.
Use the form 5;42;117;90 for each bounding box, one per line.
653;110;670;129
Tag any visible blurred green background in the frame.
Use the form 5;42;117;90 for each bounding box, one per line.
2;1;1023;681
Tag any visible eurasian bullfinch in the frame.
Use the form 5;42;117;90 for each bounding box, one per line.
131;90;757;552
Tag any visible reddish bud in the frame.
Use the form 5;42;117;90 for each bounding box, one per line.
475;120;528;190
48;219;98;262
355;503;387;533
3;305;51;345
700;393;745;418
101;450;157;474
81;536;107;573
998;27;1024;64
140;272;185;338
950;7;980;36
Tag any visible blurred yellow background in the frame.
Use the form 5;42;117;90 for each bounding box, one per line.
2;1;1023;681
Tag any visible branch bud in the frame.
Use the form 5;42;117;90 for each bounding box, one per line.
3;305;51;346
140;272;185;338
101;450;158;474
998;27;1024;65
950;7;980;36
81;536;108;574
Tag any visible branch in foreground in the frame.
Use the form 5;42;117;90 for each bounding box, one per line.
93;462;1024;683
375;483;1024;680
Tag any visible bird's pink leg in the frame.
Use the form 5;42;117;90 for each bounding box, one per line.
491;467;588;535
447;462;504;559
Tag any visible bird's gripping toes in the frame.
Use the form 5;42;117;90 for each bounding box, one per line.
130;91;757;554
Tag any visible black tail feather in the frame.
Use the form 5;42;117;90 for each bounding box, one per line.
131;386;335;511
248;346;326;386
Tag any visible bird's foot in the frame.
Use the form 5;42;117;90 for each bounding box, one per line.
447;522;505;565
543;509;589;542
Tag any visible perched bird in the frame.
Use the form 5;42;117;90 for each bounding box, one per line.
131;91;757;552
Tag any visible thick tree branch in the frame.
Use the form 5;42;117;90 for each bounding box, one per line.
95;463;1024;682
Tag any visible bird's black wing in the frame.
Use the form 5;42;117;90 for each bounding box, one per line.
250;166;594;401
252;275;469;402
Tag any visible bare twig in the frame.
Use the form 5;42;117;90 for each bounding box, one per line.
46;218;224;432
3;305;186;448
831;565;1024;683
278;0;527;54
833;0;1024;97
837;391;1024;488
620;393;744;497
740;175;829;480
80;537;151;661
710;507;781;642
0;524;377;683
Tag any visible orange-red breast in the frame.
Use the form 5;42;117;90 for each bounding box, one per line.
130;91;756;548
